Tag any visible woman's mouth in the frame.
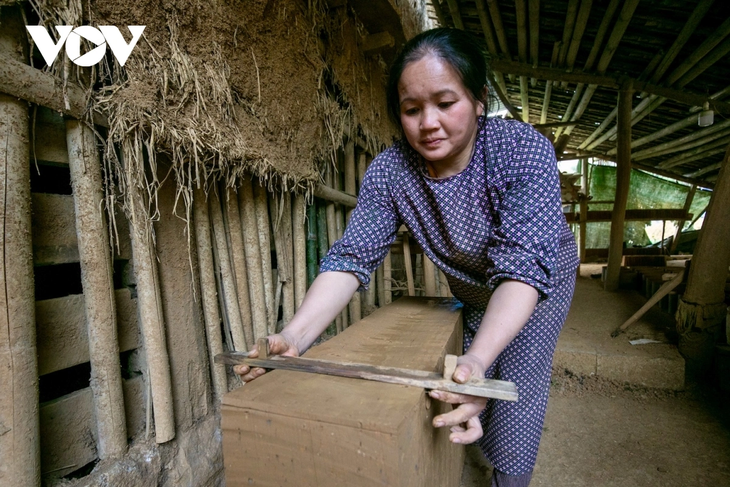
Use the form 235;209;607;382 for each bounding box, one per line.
422;138;442;148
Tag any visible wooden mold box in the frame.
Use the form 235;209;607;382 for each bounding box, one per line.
221;297;465;486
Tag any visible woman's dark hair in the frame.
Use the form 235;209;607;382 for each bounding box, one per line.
386;27;494;128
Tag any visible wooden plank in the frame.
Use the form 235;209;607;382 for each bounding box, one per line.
216;354;517;401
35;289;140;376
31;193;132;265
564;208;691;223
39;376;145;479
221;297;466;487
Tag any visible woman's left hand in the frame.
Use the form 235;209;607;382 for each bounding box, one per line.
429;353;488;445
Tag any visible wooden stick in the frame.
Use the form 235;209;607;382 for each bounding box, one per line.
669;186;696;254
612;271;685;336
403;234;416;296
238;179;268;341
376;265;385;307
445;0;464;29
0;70;40;484
67;120;127;458
293;195;307;310
528;0;540;70
558;0;580;66
364;272;376;317
383;252;393;304
313;183;358;207
666;17;730;86
209;189;248;351
316;202;329;260
193;188;228;398
484;0;511;59
121;148;175;443
253;182;276;335
565;0;593;69
423;255;438;296
271;193;295;327
215;353;518;402
223;186;254;349
306;202;318;287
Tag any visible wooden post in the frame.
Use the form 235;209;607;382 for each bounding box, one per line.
403;234;416;296
383;252;393;304
423;256;438;296
0;7;40;479
67;120;127;459
344;140;361;324
293;195;307;310
306;202;318;287
122;148;175;442
676;146;730;371
605;80;634;292
238;179;268;341
253;182;276;335
193;188;228;398
224;187;254;349
271;192;295;328
669;185;696;254
579;158;589;262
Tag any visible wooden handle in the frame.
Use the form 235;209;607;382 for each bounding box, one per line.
443;354;457;380
257;337;269;359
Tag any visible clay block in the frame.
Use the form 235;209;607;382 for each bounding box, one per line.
221;297;464;487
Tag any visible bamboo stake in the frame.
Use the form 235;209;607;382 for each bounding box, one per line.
293;194;307;310
344;140;361;324
423;255;438;296
383;252;393;304
271;192;295;327
403;234;416;296
0;87;40;486
122;149;175;443
306;202;318;287
224;186;254;349
209;189;248;351
237;179;267;341
193;188;228;398
253;182;276;335
67;120;127;459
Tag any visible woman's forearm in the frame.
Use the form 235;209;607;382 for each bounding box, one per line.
466;280;538;370
281;271;361;353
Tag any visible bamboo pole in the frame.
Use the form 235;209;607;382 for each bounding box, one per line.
67;120;127;459
193;188;227;398
376;265;385;307
402;234;416;296
669;185;696;254
253;182;276;335
633;121;730;161
431;0;449;26
686;161;723;178
333;157;349;329
383;252;393;304
317;202;329;260
445;0;464;29
313;183;358;207
423;255;438;296
666;17;730;86
224;187;254;349
528;0;540;71
475;0;500;56
582;0;621;71
565;0;593;70
306;202;318;287
540;42;561;125
648;0;714;85
293;194;307;310
438;270;451;297
484;0;511;59
209;189;248;351
676;38;730;94
271;193;295;327
658;138;730;170
365;272;376;317
515;0;529;91
357;153;367;194
122;148;175;442
558;0;580;67
579;158;589;263
0;22;40;481
344;140;361;324
613;111;701;155
604;80;634;292
237;179;268;341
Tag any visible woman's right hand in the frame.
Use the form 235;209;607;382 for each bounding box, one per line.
233;331;300;382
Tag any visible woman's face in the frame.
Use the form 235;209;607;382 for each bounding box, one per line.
398;54;484;173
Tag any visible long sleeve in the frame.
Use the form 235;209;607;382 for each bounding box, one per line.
319;156;401;288
485;124;564;301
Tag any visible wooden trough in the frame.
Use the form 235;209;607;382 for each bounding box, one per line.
221;297;466;486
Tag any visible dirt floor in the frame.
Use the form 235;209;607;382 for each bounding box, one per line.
461;265;730;487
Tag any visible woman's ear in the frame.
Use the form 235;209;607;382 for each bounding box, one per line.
477;85;488;116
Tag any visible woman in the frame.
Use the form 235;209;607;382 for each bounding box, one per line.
235;28;579;486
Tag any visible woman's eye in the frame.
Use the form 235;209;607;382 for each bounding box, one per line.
439;101;455;109
404;107;419;115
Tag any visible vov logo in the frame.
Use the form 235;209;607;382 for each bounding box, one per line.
25;25;145;67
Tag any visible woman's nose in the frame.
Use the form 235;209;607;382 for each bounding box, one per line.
420;107;439;130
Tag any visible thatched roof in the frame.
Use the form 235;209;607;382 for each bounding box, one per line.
428;0;730;187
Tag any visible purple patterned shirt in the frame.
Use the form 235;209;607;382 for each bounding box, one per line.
320;116;579;307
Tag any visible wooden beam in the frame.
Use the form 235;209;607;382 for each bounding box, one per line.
314;183;358;207
595;0;640;74
613;111;700;155
613;271;685;336
445;0;465;29
578;106;617;149
565;0;593;70
430;0;449;27
475;0;499;55
666;16;730;86
657;137;730;170
528;0;540;68
586;95;665;150
485;0;511;59
486;69;523;121
605;79;633;292
540;42;561;125
520;76;530;122
649;0;714;84
488;59;730;114
582;0;621;70
674;36;730;88
554;83;585;138
533;121;579;129
565;209;693;224
579;158;588;262
558;0;580;66
633;122;730;161
685;162;723;178
515;0;528;63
